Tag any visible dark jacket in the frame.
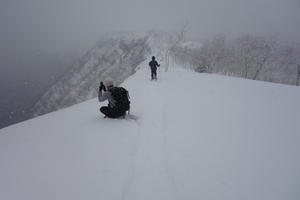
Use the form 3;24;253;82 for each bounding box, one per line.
149;59;160;71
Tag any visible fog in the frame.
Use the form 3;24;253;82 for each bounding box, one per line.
1;0;299;128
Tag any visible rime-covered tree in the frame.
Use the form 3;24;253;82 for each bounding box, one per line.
197;35;227;74
164;22;188;72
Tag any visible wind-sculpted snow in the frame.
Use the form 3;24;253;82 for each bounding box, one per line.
1;65;300;200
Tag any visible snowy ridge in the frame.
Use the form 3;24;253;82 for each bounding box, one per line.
27;30;201;119
1;65;300;200
27;31;166;119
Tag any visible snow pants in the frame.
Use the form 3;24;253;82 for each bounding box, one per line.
151;69;157;80
100;106;125;118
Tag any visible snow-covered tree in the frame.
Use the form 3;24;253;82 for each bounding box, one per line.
164;22;188;72
196;35;227;74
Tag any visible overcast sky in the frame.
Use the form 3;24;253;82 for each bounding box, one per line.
1;0;299;58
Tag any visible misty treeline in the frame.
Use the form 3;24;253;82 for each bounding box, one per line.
171;34;300;86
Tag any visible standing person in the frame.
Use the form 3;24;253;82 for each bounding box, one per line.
149;56;160;80
98;77;130;118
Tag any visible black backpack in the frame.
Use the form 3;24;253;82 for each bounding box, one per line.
109;87;130;112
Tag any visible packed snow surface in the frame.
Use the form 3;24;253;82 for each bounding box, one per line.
1;62;300;200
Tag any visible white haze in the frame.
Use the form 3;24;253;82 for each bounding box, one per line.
1;62;300;199
1;0;299;54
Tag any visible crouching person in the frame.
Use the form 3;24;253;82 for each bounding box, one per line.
98;77;130;119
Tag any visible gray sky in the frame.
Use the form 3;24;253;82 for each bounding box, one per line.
1;0;299;58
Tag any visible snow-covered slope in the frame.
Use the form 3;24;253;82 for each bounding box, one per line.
1;64;300;200
27;31;167;119
27;30;201;120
